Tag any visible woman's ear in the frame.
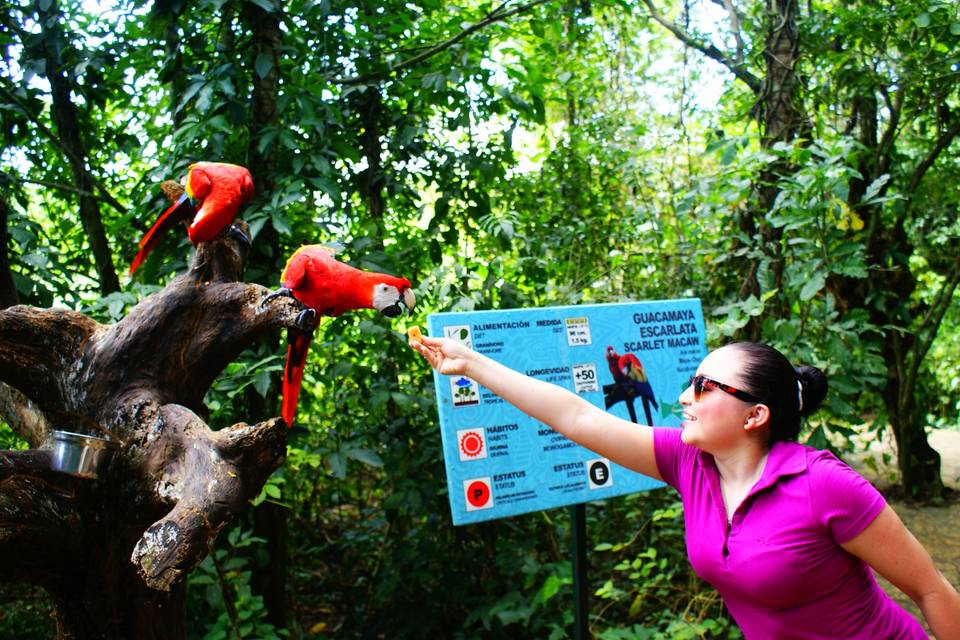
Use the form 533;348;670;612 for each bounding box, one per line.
743;403;771;432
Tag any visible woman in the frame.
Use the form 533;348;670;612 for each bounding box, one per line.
409;335;960;639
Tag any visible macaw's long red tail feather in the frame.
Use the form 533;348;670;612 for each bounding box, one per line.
281;328;313;427
129;194;194;275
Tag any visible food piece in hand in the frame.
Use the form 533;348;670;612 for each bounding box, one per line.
407;326;423;343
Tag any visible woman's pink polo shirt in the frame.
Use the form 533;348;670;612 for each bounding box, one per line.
653;427;928;639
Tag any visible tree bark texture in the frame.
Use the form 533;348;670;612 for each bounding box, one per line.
884;344;943;498
158;3;188;130
0;224;305;638
357;86;386;228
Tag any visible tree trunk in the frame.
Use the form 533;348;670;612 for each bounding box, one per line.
735;0;804;340
158;4;187;129
239;3;291;627
37;0;120;296
872;242;951;498
357;86;386;231
0;223;306;638
885;381;942;499
0;195;18;308
868;210;942;500
244;0;280;189
240;0;282;266
830;84;949;498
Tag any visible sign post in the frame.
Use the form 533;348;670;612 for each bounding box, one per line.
571;503;588;639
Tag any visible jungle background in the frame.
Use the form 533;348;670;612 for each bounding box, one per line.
1;0;958;637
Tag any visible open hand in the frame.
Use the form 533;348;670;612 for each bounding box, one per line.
408;335;473;377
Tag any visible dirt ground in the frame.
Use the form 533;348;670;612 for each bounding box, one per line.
848;429;960;637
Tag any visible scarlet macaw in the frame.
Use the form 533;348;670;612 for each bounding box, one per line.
618;352;659;411
261;245;416;426
129;162;255;274
603;346;658;425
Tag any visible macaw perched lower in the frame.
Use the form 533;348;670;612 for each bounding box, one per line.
129;162;255;274
260;245;416;426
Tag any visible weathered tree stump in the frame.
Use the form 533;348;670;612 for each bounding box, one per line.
0;224;302;638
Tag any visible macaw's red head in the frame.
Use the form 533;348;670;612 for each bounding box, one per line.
365;274;416;318
183;162;254;205
313;271;415;318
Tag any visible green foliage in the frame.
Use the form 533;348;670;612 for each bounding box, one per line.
592;493;741;639
2;0;959;636
0;421;30;450
692;136;891;448
187;524;288;640
0;583;54;638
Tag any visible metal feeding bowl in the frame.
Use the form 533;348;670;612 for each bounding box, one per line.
50;430;119;479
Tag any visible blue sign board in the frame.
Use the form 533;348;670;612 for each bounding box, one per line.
426;298;707;525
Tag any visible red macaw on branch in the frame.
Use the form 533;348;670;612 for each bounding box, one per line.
129;162;255;274
260;245;416;426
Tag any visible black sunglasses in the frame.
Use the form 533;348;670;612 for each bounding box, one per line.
690;374;761;403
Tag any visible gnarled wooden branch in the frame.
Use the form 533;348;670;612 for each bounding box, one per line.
131;404;286;591
0;221;304;636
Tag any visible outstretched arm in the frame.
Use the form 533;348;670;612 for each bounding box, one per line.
410;335;662;480
841;504;960;640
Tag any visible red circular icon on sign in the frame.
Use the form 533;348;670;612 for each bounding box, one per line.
460;431;484;457
466;480;491;508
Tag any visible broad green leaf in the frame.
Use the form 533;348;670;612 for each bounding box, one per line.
326;452;346;479
264;483;282;499
271;211;292;235
253;370;272;398
535;574;561;604
862;173;890;202
799;272;826;301
345;447;384;467
255;53;273;79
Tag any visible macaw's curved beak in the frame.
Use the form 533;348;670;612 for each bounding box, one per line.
380;287;416;318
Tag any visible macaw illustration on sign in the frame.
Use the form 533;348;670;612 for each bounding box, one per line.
603;346;659;426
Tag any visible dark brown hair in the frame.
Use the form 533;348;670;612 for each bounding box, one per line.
727;342;828;444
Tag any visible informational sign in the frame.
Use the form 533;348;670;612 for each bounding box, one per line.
426;298;707;525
